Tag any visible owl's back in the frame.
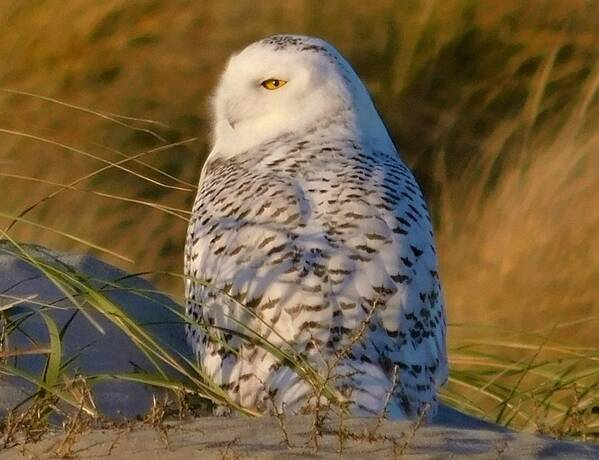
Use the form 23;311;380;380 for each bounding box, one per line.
185;129;447;418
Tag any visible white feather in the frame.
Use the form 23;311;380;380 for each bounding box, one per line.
185;35;447;419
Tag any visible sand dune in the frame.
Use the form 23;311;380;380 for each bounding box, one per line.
1;244;597;459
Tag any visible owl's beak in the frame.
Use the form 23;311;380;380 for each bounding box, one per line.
227;115;240;129
225;102;241;129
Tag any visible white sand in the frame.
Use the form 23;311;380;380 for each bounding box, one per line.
4;415;599;459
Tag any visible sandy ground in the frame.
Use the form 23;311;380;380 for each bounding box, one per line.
3;415;599;459
0;242;190;419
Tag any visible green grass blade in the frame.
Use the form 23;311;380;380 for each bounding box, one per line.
39;311;61;389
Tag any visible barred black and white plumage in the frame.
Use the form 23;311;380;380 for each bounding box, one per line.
185;35;447;419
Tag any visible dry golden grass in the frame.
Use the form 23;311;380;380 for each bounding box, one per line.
0;0;598;439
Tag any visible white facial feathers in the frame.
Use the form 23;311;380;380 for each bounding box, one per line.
209;35;395;159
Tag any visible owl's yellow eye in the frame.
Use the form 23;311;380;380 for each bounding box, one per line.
261;79;288;90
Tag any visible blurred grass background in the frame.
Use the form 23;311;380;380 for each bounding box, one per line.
0;0;598;435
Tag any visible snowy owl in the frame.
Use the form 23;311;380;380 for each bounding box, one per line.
185;35;447;419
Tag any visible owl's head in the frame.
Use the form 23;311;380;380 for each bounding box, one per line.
210;35;394;158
